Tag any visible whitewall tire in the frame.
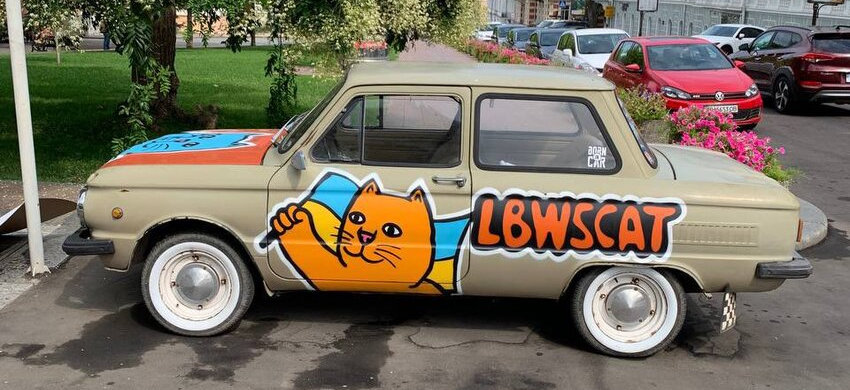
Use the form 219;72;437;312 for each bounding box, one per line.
571;267;686;357
142;233;254;336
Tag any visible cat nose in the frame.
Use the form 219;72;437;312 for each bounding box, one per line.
358;230;375;244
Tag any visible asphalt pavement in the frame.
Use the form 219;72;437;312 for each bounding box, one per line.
0;103;847;389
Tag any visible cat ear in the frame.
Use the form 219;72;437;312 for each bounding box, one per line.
409;186;427;204
361;179;380;195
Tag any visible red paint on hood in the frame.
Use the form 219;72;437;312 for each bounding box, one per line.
653;68;753;94
102;129;280;168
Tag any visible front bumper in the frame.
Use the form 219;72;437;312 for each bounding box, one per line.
755;252;812;279
665;95;763;126
63;227;115;256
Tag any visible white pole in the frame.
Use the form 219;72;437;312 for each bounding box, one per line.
5;0;50;276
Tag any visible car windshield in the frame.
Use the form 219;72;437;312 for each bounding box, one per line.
537;20;553;28
541;30;563;46
701;25;738;37
647;43;732;71
813;34;850;53
577;34;628;54
497;26;517;38
514;29;533;41
279;76;346;153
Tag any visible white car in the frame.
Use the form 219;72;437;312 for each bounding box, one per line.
475;22;502;41
550;28;629;74
693;24;764;55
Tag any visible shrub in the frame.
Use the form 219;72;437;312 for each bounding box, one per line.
667;105;795;185
463;39;550;65
616;86;668;126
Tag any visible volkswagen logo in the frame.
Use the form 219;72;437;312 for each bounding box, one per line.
715;91;725;101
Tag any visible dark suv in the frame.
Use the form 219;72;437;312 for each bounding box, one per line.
731;25;850;113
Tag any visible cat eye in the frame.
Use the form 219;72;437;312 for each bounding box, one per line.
382;223;402;238
348;211;366;224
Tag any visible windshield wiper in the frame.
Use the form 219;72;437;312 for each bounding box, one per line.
271;112;307;147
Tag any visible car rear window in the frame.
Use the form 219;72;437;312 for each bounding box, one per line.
541;31;564;46
813;34;850;54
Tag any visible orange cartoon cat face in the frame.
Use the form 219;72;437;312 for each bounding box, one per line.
337;179;435;283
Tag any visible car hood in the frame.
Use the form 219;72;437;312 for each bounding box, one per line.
692;34;730;44
653;68;752;94
577;53;611;69
653;144;786;188
101;129;278;168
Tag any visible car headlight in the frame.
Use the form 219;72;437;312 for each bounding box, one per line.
745;83;759;97
77;187;87;228
661;86;692;100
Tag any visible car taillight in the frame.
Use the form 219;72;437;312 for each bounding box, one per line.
802;52;836;63
800;80;823;88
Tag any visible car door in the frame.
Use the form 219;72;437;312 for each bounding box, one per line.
620;42;645;89
264;86;473;295
464;88;674;298
551;32;570;65
738;31;776;90
766;31;803;84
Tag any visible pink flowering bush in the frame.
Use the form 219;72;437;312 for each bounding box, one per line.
463;39;550;66
667;106;795;184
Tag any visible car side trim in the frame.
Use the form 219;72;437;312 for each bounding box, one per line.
755;252;812;279
63;228;115;256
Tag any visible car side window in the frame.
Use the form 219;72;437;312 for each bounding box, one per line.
565;34;576;52
771;31;801;49
751;31;775;50
312;98;363;163
557;33;569;50
740;27;763;39
624;43;644;67
476;95;618;173
362;95;461;166
614;41;634;64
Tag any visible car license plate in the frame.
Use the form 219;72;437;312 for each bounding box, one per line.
706;104;738;114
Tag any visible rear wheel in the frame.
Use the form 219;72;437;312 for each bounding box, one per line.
142;233;254;336
571;267;686;357
773;77;796;114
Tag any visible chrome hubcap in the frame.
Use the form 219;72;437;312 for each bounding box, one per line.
591;272;667;343
776;82;788;110
174;263;220;306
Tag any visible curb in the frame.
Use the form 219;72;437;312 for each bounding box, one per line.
796;197;828;251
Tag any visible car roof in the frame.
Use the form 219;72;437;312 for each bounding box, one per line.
572;28;628;36
511;27;538;32
346;62;614;91
629;36;711;46
710;24;761;29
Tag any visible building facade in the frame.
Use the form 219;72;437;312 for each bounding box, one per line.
608;0;850;36
488;0;850;34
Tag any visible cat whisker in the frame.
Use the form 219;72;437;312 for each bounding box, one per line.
332;230;354;238
374;248;402;260
375;254;397;268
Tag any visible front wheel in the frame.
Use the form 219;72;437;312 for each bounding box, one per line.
571;267;686;357
773;77;796;114
142;233;255;336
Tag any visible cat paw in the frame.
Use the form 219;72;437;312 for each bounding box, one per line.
271;204;311;236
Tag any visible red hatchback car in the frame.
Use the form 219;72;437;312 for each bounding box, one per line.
603;37;763;128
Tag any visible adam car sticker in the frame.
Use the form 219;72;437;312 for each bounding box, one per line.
257;170;687;294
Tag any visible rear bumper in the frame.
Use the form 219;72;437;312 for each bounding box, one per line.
62;227;115;256
755;252;812;279
808;89;850;104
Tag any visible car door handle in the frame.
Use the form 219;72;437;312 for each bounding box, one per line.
432;176;467;187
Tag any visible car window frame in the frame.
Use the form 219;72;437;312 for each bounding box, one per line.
310;93;464;169
473;93;622;175
770;31;801;49
740;27;763;39
613;41;634;65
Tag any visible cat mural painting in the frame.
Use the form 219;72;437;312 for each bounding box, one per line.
65;62;810;357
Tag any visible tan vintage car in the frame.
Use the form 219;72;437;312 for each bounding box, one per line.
63;62;811;357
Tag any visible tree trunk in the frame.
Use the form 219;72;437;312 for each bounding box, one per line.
54;36;61;65
186;9;194;49
150;4;180;122
250;31;256;46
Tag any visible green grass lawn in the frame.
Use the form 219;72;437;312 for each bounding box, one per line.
0;47;337;182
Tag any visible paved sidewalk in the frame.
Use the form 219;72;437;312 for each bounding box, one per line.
398;41;475;63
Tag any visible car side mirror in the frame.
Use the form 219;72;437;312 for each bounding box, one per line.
563;48;573;57
737;33;746;39
734;60;746;70
290;150;307;171
738;43;750;52
625;63;642;73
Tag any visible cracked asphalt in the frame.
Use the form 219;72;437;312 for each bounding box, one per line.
1;100;849;389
